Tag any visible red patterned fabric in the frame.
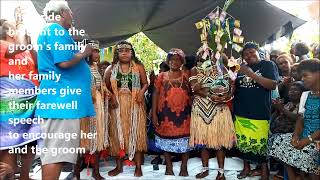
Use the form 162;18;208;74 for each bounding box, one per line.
154;72;191;139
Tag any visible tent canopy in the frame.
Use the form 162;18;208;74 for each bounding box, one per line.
32;0;306;55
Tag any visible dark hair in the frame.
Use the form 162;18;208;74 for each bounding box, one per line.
313;44;319;58
184;56;197;70
297;59;320;74
241;42;259;58
0;19;7;26
112;41;141;65
98;61;110;66
294;42;310;56
87;49;100;65
290;81;306;92
159;61;169;72
291;63;299;69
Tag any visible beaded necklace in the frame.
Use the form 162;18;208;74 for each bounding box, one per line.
168;71;183;88
118;63;132;89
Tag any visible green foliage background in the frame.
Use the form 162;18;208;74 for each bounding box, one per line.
127;32;167;72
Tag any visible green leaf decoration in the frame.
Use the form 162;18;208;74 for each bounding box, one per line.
238;119;259;132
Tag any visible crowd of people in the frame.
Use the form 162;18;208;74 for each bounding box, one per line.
0;1;319;180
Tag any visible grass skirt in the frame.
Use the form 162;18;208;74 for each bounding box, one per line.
108;90;147;156
80;89;106;152
189;104;236;149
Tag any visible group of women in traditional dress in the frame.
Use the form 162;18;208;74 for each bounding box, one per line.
1;2;318;180
1;33;319;179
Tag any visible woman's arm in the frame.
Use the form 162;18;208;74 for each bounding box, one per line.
103;65;118;108
282;108;299;120
189;67;208;97
291;114;304;147
152;84;160;127
310;130;320;141
57;45;92;69
135;64;148;104
138;64;149;94
295;130;320;150
292;114;304;138
103;65;113;91
238;63;277;90
250;72;277;90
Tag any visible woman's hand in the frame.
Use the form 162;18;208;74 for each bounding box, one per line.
109;94;118;109
102;86;110;100
192;82;203;93
192;82;209;98
210;95;224;102
282;76;293;86
272;99;284;111
0;162;14;180
91;86;97;103
291;134;300;147
210;93;232;103
238;64;254;77
316;141;320;151
152;113;160;127
136;90;145;104
295;138;310;150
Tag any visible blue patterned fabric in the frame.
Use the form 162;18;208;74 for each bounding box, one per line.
155;135;191;153
147;119;162;153
0;77;41;150
302;94;320;138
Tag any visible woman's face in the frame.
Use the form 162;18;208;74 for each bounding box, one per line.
92;49;100;62
243;48;259;65
168;55;183;71
301;71;319;89
288;85;303;102
118;48;132;63
276;57;290;73
290;46;295;55
291;66;301;80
